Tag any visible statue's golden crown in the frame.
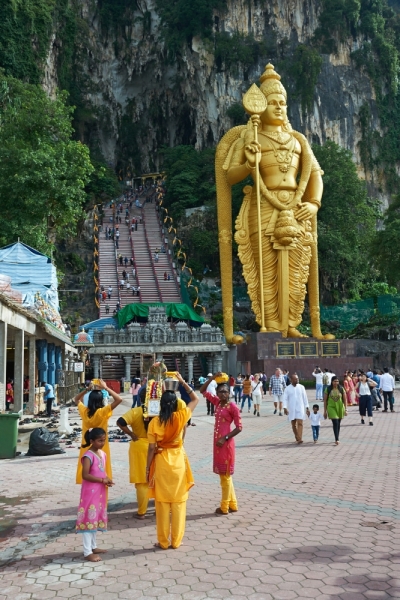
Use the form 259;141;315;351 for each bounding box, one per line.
259;63;287;99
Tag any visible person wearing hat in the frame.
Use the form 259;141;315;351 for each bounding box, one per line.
200;372;242;515
206;373;217;416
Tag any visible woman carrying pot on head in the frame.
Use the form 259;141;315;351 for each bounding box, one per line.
323;376;348;445
117;386;187;521
200;373;242;515
355;372;377;426
146;373;199;549
74;379;122;484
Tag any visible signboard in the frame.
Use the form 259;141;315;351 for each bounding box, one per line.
299;342;318;357
148;399;160;417
276;342;296;357
73;362;84;372
321;342;340;356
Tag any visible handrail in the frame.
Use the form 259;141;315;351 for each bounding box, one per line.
114;244;122;310
142;208;163;302
129;211;142;303
155;205;181;298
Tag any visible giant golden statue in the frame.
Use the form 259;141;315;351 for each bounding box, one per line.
216;63;333;343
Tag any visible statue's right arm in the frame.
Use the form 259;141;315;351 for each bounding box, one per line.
226;138;252;185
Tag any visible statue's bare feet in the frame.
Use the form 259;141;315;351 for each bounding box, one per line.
313;332;335;340
287;328;307;338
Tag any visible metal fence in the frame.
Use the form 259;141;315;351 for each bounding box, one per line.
57;370;80;405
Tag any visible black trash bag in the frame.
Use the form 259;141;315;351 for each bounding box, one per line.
27;427;65;456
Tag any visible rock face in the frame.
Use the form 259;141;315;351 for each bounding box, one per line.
44;0;383;199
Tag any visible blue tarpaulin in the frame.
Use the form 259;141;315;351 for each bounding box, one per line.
0;242;59;309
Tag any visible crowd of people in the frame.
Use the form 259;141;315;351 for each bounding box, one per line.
201;367;396;445
73;364;395;561
73;372;240;559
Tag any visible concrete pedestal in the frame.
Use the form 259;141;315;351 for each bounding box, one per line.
237;332;370;378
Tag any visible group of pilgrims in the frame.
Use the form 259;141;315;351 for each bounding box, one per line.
73;370;241;560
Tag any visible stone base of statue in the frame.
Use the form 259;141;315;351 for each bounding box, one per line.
236;332;370;378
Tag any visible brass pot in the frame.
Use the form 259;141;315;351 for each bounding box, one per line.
163;377;180;392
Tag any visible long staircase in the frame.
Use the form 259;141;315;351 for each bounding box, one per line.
98;190;181;320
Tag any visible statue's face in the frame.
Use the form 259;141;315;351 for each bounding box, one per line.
262;93;287;126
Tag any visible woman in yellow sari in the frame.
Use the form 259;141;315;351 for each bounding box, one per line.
117;388;187;520
146;374;199;549
75;379;122;484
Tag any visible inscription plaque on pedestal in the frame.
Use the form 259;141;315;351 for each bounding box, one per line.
276;342;296;357
321;341;340;356
299;342;318;357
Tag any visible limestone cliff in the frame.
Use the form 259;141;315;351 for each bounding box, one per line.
45;0;385;201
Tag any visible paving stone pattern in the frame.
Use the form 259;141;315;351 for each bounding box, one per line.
1;392;400;599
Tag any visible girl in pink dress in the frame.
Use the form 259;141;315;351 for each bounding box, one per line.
200;374;242;515
76;428;114;562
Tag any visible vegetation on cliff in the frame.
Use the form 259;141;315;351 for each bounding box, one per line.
0;72;93;253
1;0;400;321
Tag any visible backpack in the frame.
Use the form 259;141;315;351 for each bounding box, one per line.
322;373;329;385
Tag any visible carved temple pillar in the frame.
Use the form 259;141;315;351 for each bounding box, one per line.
0;322;7;412
207;354;215;376
92;355;100;378
214;353;223;374
124;355;132;381
13;329;24;412
28;336;36;413
186;353;195;384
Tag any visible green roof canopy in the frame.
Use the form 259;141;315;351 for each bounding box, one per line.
117;303;204;329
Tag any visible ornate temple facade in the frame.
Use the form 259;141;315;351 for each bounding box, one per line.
86;307;229;383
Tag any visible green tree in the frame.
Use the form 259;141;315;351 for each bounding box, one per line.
313;141;379;301
155;0;227;57
0;72;93;253
372;193;400;286
0;0;55;83
161;145;216;218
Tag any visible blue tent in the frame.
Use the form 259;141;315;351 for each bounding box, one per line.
0;242;59;309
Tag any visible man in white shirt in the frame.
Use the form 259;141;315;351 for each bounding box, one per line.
312;367;323;401
379;367;395;412
282;373;310;444
206;374;217;416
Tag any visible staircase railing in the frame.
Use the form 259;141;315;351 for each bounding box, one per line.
142;208;163;302
129;217;142;303
155;205;181;298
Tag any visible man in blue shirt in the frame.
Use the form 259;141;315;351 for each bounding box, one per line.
42;381;55;417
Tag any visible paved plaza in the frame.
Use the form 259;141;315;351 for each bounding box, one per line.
1;392;400;600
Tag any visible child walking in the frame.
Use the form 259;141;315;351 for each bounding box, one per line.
76;428;114;562
309;404;324;443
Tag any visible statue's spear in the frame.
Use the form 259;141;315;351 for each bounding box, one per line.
242;84;268;333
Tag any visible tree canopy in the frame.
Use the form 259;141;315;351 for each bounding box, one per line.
372;193;400;286
313;141;379;301
0;72;93;253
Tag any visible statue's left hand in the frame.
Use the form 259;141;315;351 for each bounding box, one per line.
295;202;318;221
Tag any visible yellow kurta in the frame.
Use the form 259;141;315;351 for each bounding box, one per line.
76;403;112;484
147;406;193;503
121;407;148;484
122;399;186;484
